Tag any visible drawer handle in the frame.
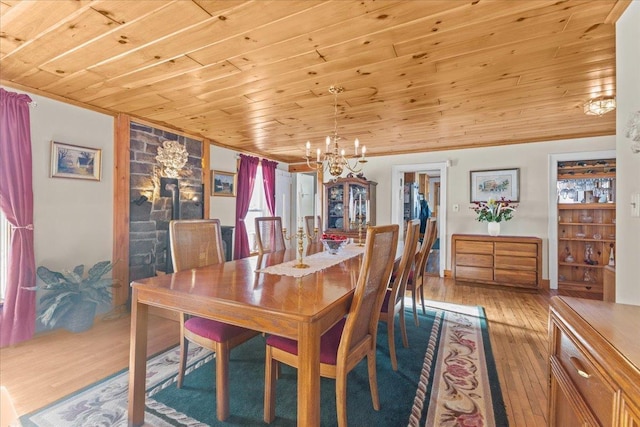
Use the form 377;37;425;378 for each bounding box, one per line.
569;356;591;379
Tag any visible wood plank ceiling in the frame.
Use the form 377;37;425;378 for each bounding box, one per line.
0;0;628;164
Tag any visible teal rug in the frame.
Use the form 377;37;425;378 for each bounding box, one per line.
21;301;507;426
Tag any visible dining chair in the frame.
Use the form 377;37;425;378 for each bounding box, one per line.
406;218;437;326
169;219;259;422
263;224;399;427
255;216;286;254
304;215;321;239
379;219;420;371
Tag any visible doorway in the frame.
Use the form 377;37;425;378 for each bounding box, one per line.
392;162;448;277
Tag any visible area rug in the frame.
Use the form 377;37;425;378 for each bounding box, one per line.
21;300;507;427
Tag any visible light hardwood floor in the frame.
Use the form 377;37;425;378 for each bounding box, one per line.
1;277;566;425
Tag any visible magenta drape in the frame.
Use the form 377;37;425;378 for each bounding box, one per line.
0;88;36;347
261;159;278;216
234;154;259;259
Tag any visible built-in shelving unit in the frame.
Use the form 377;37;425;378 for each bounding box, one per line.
557;158;616;297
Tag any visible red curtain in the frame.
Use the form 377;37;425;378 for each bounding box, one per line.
234;154;259;259
261;159;278;216
0;88;36;347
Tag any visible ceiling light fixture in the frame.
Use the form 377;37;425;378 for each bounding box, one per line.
305;86;367;177
583;96;616;116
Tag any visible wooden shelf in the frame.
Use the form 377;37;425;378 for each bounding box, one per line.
559;238;615;243
557;203;616;209
558;263;604;268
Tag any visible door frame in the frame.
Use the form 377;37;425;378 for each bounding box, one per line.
392;161;449;277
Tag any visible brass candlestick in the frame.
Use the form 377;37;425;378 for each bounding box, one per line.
283;223;318;268
350;214;367;247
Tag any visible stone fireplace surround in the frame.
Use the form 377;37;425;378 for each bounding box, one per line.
128;122;203;284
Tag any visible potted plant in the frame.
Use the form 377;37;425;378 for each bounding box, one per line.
31;260;117;332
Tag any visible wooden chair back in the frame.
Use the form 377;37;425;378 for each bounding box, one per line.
169;219;225;271
415;218;437;279
304;215;321;238
388;219;421;311
338;224;399;363
255;216;286;254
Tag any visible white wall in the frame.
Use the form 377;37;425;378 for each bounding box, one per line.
362;136;616;280
1;87;115;274
615;1;640;305
209;146;240;227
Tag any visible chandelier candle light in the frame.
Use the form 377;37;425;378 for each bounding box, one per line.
305;86;367;178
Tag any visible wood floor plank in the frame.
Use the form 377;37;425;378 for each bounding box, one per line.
1;276;559;425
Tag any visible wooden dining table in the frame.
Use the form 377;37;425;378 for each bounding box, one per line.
127;242;367;427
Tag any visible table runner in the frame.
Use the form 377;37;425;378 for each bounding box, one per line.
255;244;365;277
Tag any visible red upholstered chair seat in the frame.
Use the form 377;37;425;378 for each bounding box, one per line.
266;318;346;365
185;317;252;342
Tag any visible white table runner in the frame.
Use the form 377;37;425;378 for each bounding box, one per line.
255;244;365;278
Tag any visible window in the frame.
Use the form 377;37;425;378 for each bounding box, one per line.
244;167;271;254
0;210;10;302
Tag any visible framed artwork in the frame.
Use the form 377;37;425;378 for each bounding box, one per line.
211;170;236;197
470;168;520;202
51;141;101;181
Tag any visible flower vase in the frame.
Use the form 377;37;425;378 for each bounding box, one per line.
487;221;500;236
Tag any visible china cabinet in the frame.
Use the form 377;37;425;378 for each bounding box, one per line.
557;158;616;297
323;177;376;237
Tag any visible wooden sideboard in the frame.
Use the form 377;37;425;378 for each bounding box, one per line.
603;265;616;302
451;234;542;290
548;296;640;426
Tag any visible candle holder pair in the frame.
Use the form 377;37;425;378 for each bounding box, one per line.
350;214;369;247
283;221;318;268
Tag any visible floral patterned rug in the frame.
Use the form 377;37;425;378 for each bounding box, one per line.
21;300;507;426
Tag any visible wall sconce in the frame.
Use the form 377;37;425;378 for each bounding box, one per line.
583;96;616;116
624;110;640;153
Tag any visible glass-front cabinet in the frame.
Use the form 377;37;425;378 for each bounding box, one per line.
324;177;377;237
557;158;616;298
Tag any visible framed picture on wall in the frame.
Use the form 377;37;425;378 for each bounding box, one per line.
211;170;237;197
470;168;520;202
50;141;102;181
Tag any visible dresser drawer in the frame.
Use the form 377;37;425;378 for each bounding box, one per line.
455;266;493;282
495;255;537;271
494;269;537;286
555;328;615;426
494;242;537;257
456;240;494;254
456;253;493;268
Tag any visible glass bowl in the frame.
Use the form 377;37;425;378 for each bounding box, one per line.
321;239;348;255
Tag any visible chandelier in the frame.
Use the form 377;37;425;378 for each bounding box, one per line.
583;96;616;116
305;86;367;177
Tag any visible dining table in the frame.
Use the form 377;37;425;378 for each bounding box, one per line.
127;241;374;427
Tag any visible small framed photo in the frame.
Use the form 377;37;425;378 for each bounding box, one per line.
470;168;520;202
211;170;236;197
51;141;101;181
